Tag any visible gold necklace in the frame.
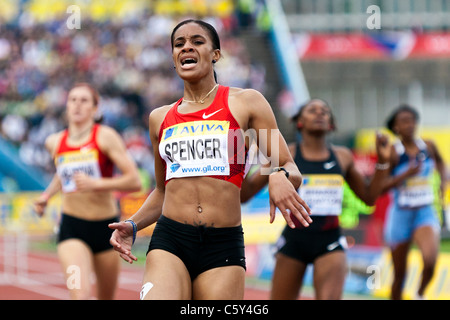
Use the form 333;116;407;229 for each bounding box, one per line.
183;84;219;104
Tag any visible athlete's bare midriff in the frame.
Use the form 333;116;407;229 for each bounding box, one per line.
62;191;117;221
163;176;241;228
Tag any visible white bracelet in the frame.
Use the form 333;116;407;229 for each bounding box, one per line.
375;162;390;170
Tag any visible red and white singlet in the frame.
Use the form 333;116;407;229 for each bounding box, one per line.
55;124;113;193
158;85;248;188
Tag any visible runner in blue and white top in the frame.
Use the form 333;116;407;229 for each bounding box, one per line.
383;104;446;300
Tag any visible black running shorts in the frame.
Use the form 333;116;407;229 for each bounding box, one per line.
58;213;118;254
276;226;345;264
147;215;246;280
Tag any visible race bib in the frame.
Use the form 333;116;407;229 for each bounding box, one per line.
398;176;434;208
159;120;230;180
56;149;102;193
299;174;344;216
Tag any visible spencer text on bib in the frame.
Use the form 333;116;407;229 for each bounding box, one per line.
159;120;230;180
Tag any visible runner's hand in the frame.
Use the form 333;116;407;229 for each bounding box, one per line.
109;221;137;264
33;195;48;217
268;172;312;229
73;172;97;192
375;131;391;163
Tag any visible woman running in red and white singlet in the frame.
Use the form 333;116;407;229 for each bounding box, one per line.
109;19;312;300
34;83;141;299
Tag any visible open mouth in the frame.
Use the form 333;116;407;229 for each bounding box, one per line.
181;57;197;66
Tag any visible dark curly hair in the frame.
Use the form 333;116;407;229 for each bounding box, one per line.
386;104;419;134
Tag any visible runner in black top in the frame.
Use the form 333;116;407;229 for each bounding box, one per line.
242;98;391;299
291;143;343;231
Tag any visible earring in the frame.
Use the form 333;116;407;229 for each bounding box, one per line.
212;60;216;64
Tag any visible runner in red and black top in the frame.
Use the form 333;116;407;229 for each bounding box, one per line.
242;99;391;299
109;19;312;300
34;83;141;300
158;84;247;188
55;123;114;193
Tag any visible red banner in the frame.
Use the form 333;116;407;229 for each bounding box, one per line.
409;32;450;58
296;32;450;60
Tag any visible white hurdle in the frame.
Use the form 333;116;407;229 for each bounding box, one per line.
0;228;29;284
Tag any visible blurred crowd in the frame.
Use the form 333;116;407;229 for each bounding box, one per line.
0;4;266;189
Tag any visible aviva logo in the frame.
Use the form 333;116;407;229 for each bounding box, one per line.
56;149;98;165
162;120;229;141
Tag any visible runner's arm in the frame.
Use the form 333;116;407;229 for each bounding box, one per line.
109;107;167;262
244;89;312;228
345;132;391;205
34;133;63;216
33;174;62;217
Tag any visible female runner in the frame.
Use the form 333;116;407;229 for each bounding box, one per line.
242;98;391;299
109;19;312;300
34;83;141;299
383;104;445;300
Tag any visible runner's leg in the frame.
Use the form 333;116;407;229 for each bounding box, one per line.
57;239;93;300
313;251;347;300
93;249;120;300
270;253;307;300
193;266;245;299
141;249;191;300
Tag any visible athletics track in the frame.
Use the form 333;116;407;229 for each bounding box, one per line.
0;238;275;300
